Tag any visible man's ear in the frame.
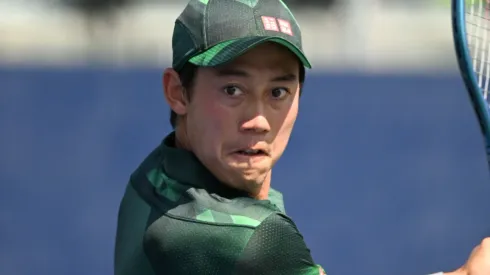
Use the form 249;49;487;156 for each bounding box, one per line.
163;68;188;116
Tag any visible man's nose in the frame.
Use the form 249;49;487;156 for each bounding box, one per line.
240;114;271;133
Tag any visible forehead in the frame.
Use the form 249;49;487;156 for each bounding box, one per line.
221;42;301;73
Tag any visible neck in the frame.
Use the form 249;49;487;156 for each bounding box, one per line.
251;171;271;200
174;125;192;151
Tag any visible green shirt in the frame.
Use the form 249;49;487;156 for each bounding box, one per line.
114;132;326;275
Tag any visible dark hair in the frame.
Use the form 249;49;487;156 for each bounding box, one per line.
169;62;306;129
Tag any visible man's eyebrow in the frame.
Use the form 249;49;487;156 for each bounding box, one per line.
214;68;298;82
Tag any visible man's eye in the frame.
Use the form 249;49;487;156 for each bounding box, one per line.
223;86;243;96
271;88;289;99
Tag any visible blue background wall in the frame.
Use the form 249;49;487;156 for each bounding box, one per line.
1;67;490;275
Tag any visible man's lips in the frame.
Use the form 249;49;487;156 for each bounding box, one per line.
234;148;268;156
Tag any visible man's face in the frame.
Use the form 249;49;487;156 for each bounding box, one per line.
179;43;301;196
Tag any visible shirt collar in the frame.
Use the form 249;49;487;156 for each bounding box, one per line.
158;132;286;212
159;132;249;199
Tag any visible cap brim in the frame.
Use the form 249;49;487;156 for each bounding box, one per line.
188;36;312;69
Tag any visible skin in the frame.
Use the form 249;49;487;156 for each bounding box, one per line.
449;237;490;275
162;42;490;275
163;42;301;200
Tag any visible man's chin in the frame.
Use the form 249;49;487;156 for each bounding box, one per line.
234;167;270;186
222;158;271;183
229;149;273;161
228;163;271;177
218;167;271;198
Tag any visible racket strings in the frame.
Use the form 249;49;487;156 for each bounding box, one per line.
467;22;490;32
467;0;490;101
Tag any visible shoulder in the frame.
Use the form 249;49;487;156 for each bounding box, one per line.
233;213;321;275
242;212;308;252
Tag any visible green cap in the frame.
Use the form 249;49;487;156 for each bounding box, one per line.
171;0;312;72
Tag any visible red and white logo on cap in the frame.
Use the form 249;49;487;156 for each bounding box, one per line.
277;18;293;36
261;16;279;32
261;16;293;36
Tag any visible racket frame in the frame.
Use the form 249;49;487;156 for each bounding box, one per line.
452;0;490;147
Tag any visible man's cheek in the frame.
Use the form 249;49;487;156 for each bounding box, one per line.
204;104;231;131
282;106;298;132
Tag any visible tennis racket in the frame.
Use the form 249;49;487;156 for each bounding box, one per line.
452;0;490;168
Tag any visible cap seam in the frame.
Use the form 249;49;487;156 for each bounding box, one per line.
252;5;260;35
202;0;210;48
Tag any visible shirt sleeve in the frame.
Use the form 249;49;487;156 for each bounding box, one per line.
233;213;326;275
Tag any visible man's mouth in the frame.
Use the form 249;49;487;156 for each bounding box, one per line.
235;149;268;156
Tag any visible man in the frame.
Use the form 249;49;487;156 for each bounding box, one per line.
114;0;490;274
